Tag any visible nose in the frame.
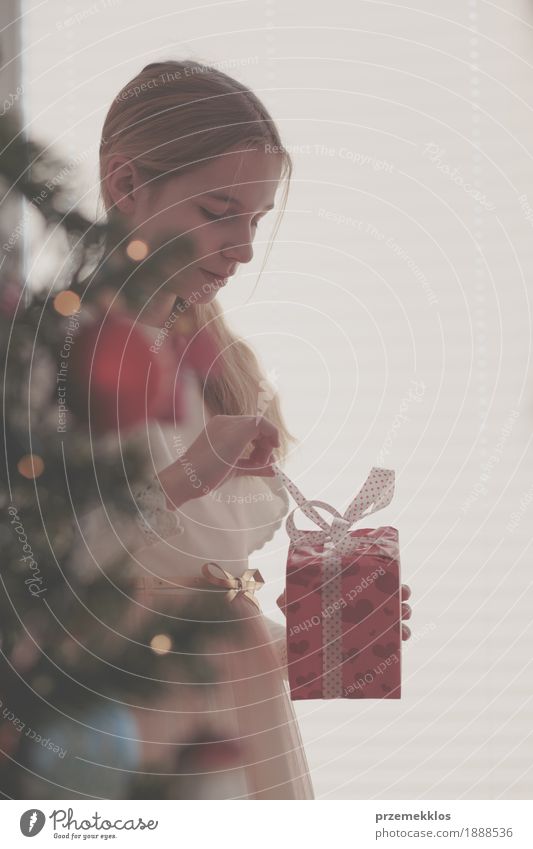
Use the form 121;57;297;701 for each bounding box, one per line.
221;224;255;266
221;241;253;265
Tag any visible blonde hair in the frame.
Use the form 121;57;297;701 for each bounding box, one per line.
98;59;296;461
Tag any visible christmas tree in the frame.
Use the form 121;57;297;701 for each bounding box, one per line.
0;111;244;799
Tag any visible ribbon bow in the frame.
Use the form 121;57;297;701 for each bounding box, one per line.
200;562;265;610
271;465;396;556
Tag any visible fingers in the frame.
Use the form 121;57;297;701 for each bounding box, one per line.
233;427;278;475
233;461;275;477
276;590;287;616
247;435;275;466
401;588;412;641
253;415;280;448
243;464;276;477
275;584;411;642
233;446;274;474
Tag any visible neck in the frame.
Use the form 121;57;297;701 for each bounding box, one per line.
140;291;180;327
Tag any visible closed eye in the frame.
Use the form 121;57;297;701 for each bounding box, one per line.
200;207;226;221
200;207;262;229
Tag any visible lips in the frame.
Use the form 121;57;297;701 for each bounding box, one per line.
200;268;230;284
200;268;235;286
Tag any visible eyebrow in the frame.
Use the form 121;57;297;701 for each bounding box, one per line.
206;192;274;212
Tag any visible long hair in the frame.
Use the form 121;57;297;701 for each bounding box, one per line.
98;59;296;461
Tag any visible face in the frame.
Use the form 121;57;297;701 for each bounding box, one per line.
106;143;283;310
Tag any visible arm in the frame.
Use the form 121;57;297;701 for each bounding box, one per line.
69;413;280;582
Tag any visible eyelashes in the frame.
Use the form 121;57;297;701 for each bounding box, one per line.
200;207;225;221
199;207;260;229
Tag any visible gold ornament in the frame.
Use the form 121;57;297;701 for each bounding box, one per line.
199;562;265;610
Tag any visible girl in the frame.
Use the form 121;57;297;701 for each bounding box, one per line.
90;59;411;800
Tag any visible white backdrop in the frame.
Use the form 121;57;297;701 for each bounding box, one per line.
22;0;533;799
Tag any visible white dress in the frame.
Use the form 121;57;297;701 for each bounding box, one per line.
72;320;315;800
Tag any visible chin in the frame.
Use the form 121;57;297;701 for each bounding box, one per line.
195;280;226;302
170;286;218;310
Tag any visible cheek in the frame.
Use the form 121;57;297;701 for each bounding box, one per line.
162;208;192;241
191;222;222;262
138;210;182;248
142;197;190;239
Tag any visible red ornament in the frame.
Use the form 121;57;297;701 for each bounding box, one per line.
67;312;162;434
152;325;223;424
0;279;23;318
149;342;187;425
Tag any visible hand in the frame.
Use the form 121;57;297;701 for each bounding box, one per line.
277;582;413;641
401;583;412;640
157;414;280;509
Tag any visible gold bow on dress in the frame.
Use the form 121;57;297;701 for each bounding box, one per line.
200;562;265;610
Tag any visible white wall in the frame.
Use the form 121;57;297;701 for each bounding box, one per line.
22;0;533;799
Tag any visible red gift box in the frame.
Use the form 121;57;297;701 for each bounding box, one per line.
273;467;401;700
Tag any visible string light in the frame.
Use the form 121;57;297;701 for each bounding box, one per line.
53;290;81;316
150;633;172;655
126;239;149;261
17;454;45;479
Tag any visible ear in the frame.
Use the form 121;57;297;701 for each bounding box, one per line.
103;154;145;215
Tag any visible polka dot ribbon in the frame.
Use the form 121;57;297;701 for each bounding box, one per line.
271;465;396;698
